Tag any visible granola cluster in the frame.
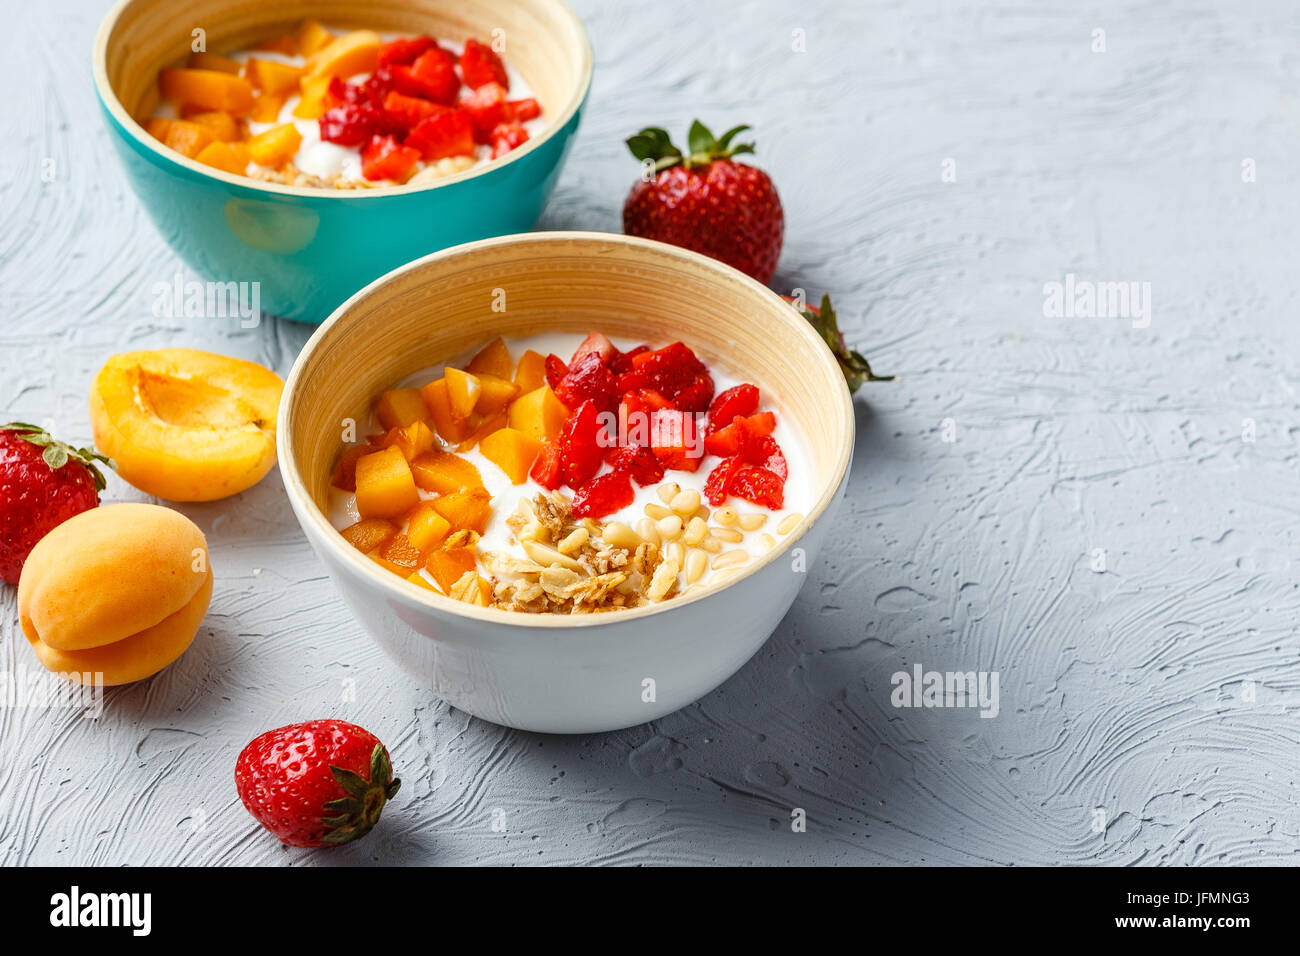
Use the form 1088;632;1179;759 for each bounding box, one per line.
486;493;676;614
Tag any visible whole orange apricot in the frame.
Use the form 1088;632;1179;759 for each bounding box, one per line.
17;503;212;685
89;349;283;501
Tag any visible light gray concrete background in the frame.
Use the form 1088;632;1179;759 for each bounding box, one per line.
2;0;1297;865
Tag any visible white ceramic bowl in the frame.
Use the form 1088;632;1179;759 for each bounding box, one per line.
278;232;854;733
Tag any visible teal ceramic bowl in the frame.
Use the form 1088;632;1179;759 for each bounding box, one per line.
92;0;592;322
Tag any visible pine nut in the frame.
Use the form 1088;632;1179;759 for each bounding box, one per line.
777;512;802;535
666;540;685;566
644;502;672;520
685;549;707;583
636;517;661;544
657;482;680;504
603;522;641;550
558;527;589;554
710;526;744;543
647;555;680;601
761;533;778;550
669;488;701;516
580;517;600;534
712;549;749;570
521;540;585;572
738;512;767;531
714;506;738;526
657;515;683;539
699;536;723;553
693;505;711;522
711;567;743;587
683;516;708;546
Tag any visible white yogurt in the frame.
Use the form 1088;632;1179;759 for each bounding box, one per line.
329;333;815;598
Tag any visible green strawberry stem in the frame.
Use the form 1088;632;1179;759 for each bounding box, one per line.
795;296;895;393
2;422;114;492
319;744;401;846
626;120;756;172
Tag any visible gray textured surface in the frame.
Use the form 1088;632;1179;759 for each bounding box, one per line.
2;0;1297;866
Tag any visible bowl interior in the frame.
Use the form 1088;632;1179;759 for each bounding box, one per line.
97;0;588;165
282;232;854;615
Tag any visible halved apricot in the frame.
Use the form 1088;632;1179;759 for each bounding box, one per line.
89;349;283;502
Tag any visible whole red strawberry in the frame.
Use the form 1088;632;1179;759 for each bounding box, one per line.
623;121;784;284
235;720;400;848
0;422;111;584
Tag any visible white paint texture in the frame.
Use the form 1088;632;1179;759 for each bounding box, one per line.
2;0;1298;865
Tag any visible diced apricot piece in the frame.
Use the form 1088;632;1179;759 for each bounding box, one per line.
369;554;412;577
187;52;242;74
479;427;543;485
354;446;420;518
254;33;298;56
444;367;481;422
331;446;368;491
407;570;438;591
340;517;397;553
456;409;509;451
514;350;547;393
145;117;173;141
466;337;513;379
380;533;421;568
304;30;382;79
420;378;470;443
474;374;520;417
433;489;492;533
376;388;428;430
405;501;452;554
186;110;241;141
410;450;485;495
247;123;302;167
160;119;213;159
383;420;436;461
245;58;303;96
89;349;283;502
425;547;478;594
195;141;250;175
292;74;332;119
249;92;287;123
297;19;335;56
159;69;255;115
508;386;568;441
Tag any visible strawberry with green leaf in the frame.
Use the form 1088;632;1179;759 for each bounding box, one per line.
785;295;896;393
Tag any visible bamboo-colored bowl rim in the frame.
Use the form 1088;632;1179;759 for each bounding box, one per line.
278;231;856;629
91;0;593;200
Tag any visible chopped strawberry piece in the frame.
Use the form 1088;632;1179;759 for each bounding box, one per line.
359;66;396;104
648;408;703;472
394;49;460;106
707;383;760;434
459;38;509;90
610;344;649;375
378;35;436;67
671;375;714;413
461;82;510;143
529;439;563;489
730;464;785;509
559;400;608;487
605;444;665;486
704;411;776;457
383;90;446;127
327;76;373;109
572;331;617;366
361;135;421;182
571;470;634;519
621;341;714;408
544;354;569;391
704;455;744;506
554;352;619;413
490;122;529;159
747;434;788;481
320;103;400;146
508;98;541;122
405;109;474;160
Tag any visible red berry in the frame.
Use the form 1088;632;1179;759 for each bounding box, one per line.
361;134;421;182
554;352;619;414
571;331;617;366
489;122;529;159
0;423;109;584
508;98;541;122
704;410;776;457
529;440;563;489
377;35;436;67
382;90;445;127
707;383;760;434
703;454;744;507
729;464;785;509
610;345;649;375
648;408;703;473
404;48;461;105
559;400;607;487
621;342;714;409
571;470;634;519
459;38;509;90
747;434;788;481
461;82;510;143
544;354;569;391
405;109;474;160
605;444;665;486
623;121;784;284
235;720;400;848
